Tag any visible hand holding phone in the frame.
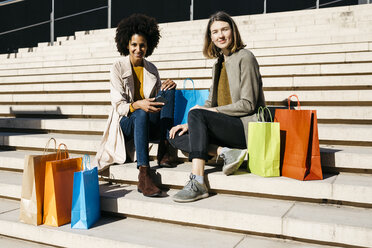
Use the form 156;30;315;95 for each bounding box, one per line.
154;96;168;107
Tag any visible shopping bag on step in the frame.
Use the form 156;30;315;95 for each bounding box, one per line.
274;95;323;181
19;138;68;225
71;155;100;229
174;78;209;125
43;144;82;226
248;107;280;177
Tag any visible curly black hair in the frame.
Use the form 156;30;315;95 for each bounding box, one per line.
115;14;160;57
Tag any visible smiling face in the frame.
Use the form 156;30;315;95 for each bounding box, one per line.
210;21;232;55
128;34;148;66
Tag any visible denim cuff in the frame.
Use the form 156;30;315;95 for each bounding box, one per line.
189;151;209;162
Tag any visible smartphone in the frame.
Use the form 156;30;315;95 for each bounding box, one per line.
155;96;168;105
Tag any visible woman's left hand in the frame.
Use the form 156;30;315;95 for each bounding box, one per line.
161;79;176;91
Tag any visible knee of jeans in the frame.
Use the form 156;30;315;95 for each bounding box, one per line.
134;109;148;123
187;109;204;124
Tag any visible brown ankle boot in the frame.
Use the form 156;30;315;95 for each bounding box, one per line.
138;166;161;197
157;140;177;167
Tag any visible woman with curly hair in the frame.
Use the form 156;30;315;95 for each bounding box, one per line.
169;11;266;202
95;14;176;197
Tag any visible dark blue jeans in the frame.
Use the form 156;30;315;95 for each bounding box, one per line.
120;89;175;167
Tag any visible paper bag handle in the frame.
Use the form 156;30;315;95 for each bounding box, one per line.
80;154;91;171
257;106;273;122
183;78;195;90
287;94;301;110
43;138;57;154
56;143;69;160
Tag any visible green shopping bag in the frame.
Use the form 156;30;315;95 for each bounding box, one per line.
247;107;280;177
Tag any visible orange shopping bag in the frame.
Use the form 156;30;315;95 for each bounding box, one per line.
274;95;323;181
43;144;82;226
19;138;68;225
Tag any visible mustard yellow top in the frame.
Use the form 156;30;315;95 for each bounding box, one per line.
217;62;232;107
129;65;144;112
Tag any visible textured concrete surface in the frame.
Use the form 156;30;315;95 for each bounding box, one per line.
0;199;332;248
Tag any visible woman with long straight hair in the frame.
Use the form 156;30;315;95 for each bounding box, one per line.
169;11;266;202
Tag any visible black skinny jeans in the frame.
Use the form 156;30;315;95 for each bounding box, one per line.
169;109;246;161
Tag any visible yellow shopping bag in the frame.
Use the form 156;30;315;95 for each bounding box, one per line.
43;144;82;227
248;107;280;177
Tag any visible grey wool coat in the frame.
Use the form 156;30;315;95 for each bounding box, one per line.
93;56;162;170
204;49;266;146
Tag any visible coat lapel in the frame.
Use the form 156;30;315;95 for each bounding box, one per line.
120;57;159;100
143;59;158;98
121;57;135;101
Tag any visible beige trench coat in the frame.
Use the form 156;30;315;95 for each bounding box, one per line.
93;56;162;170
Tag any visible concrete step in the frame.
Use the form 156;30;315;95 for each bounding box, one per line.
1;142;371;171
2;154;372;206
0;170;371;247
9;34;371;61
1;104;371;121
0;150;92;171
0;171;21;199
0;104;111;117
0;64;111;77
0;118;105;133
2;60;372;84
0;74;371;96
0;72;109;84
0;116;369;143
0;199;333;248
3;51;372;78
318;124;372;143
252;33;372;49
261;62;372;76
2;39;370;66
0;56;116;70
265;89;372;102
58;16;372;43
2;50;372;73
107;162;372;205
263;74;372;87
0;82;109;93
99;184;372;247
301;106;372;120
0;133;101;153
0;233;55;247
0;92;109;103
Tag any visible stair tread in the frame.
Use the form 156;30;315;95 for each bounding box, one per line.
0;199;331;248
108;161;372;204
100;184;372;247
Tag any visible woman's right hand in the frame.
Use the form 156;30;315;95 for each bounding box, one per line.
132;98;164;113
169;124;188;139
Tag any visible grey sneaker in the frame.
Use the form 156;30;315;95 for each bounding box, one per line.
172;174;209;203
219;147;247;175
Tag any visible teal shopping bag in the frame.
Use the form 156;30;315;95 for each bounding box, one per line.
174;78;209;125
71;155;100;229
248;107;280;177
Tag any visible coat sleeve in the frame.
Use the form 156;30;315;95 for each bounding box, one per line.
110;63;131;117
216;52;262;116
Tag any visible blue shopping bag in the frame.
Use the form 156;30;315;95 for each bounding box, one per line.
71;155;100;229
174;78;209;125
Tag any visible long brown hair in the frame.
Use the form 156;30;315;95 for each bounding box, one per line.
203;11;245;59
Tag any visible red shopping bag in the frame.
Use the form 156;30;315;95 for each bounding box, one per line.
274;95;323;180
